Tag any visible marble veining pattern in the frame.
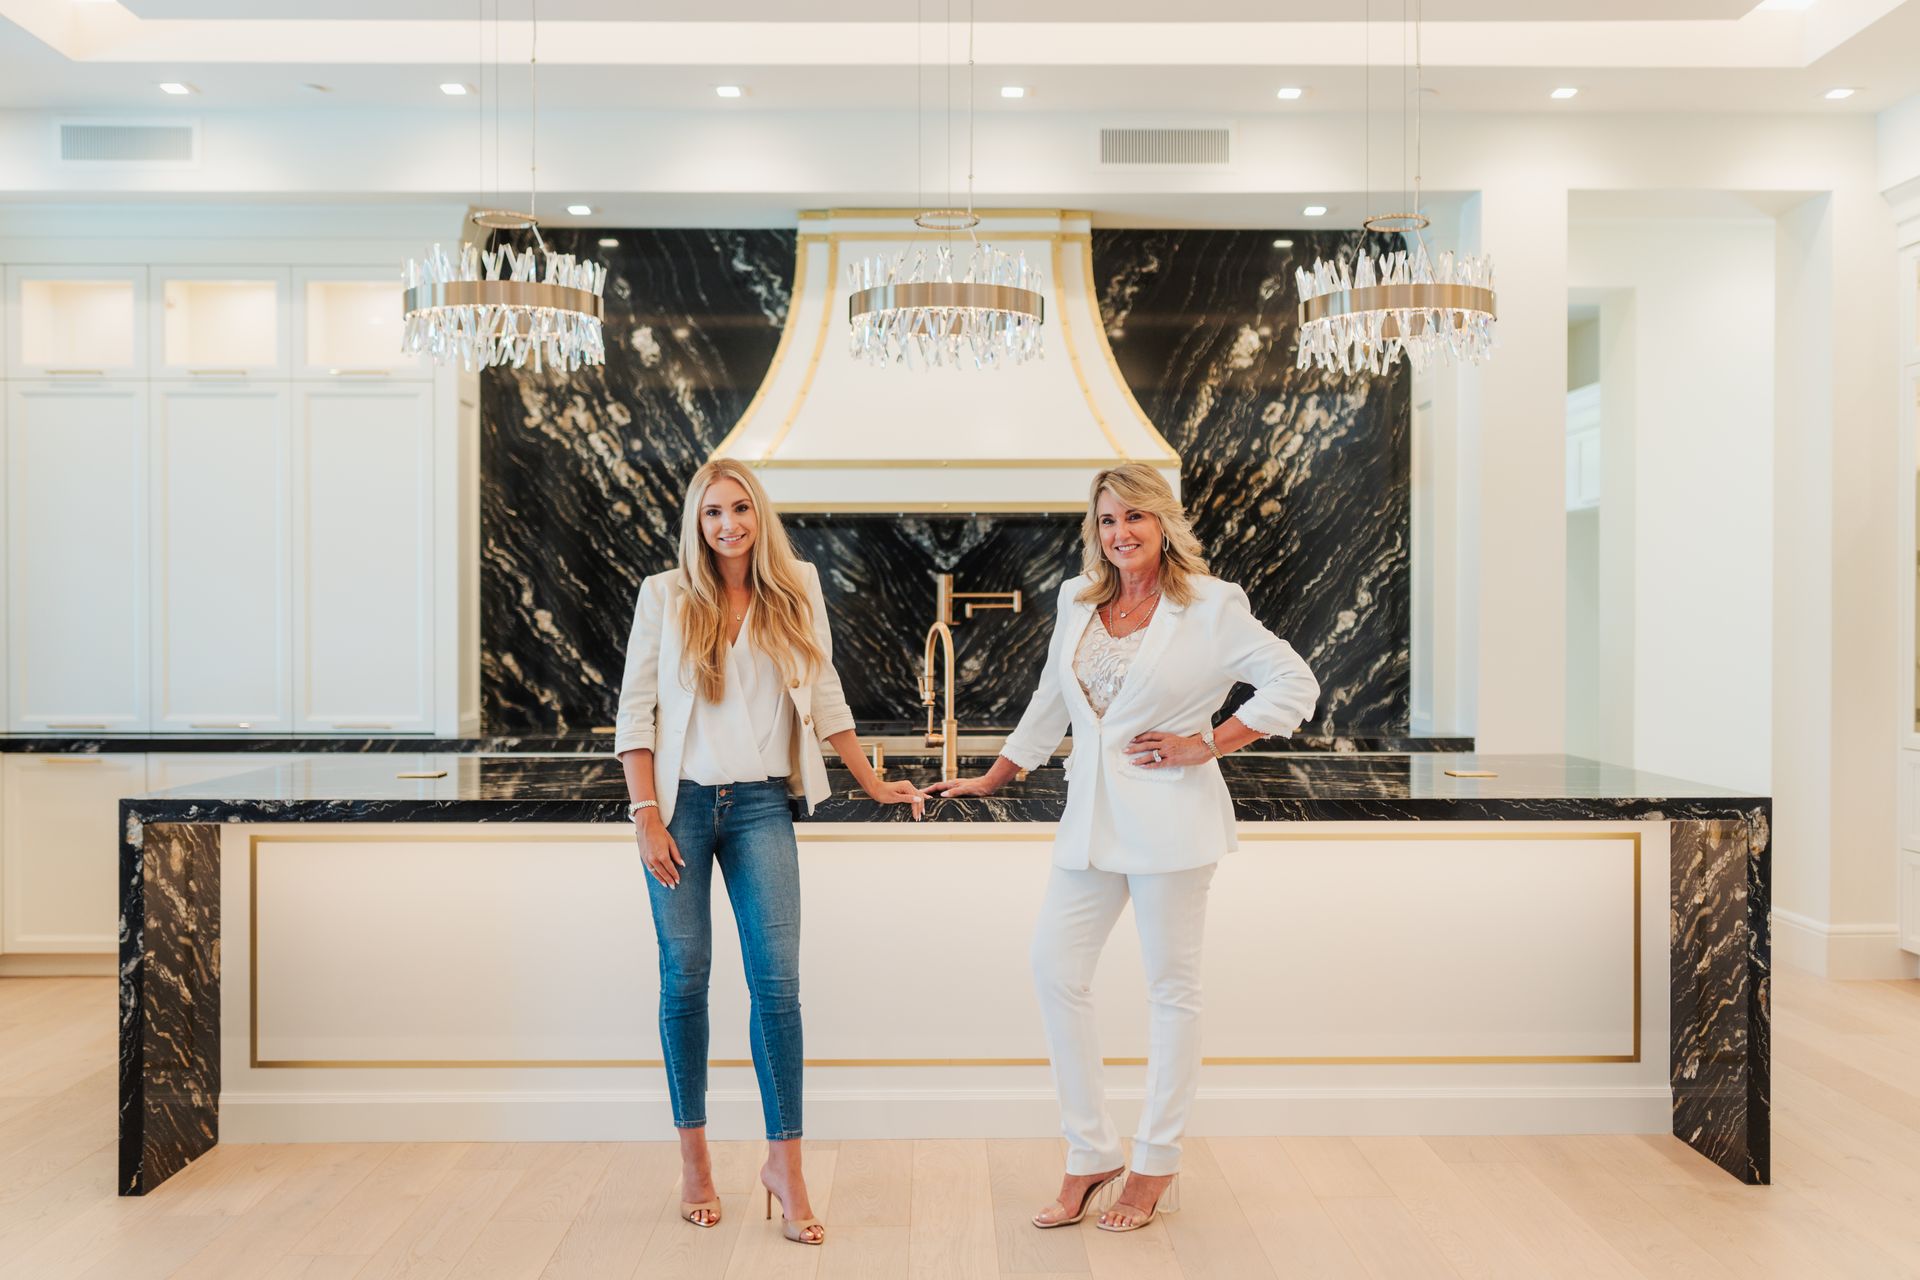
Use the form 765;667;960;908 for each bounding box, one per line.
118;821;221;1195
480;228;1411;737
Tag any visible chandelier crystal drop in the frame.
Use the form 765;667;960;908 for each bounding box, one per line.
403;235;607;373
1296;242;1495;375
847;242;1045;369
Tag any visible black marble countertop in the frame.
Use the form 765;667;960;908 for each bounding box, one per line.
10;730;1473;755
122;752;1767;828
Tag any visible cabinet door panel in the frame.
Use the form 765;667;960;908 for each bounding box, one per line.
292;383;434;732
1;754;146;953
150;384;292;732
6;383;150;732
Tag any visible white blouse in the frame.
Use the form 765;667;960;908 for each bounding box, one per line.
679;617;795;786
1073;616;1147;717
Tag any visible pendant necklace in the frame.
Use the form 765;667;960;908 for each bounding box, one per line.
1117;588;1161;620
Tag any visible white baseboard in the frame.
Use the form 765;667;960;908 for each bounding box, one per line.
1773;908;1919;979
0;953;116;977
218;1084;1673;1144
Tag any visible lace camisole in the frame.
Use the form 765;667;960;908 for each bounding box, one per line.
1074;615;1148;716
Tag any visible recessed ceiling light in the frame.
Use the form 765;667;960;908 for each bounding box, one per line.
1272;238;1294;248
439;83;470;96
1276;87;1305;100
1302;205;1327;217
597;237;620;248
1000;85;1026;99
715;85;743;98
566;204;593;216
157;82;195;96
1824;87;1856;99
1551;87;1579;99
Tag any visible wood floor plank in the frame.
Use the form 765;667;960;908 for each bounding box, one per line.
1448;1159;1640;1280
442;1219;569;1280
816;1225;910;1280
984;1138;1090;1276
830;1140;914;1228
631;1186;747;1279
537;1142;680;1280
290;1143;472;1258
907;1140;996;1280
1208;1136;1368;1280
1319;1196;1460;1280
1352;1135;1545;1280
1503;1136;1739;1280
1279;1138;1392;1199
349;1167;527;1280
493;1144;616;1224
1157;1138;1275;1280
166;1145;391;1280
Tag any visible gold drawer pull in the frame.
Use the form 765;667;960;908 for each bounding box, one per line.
328;368;392;377
47;368;106;377
333;722;393;730
187;368;248;377
1444;769;1499;778
190;721;254;729
396;770;448;780
43;756;105;765
45;722;107;730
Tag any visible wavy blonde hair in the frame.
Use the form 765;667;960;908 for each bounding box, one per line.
674;458;825;703
1075;462;1209;609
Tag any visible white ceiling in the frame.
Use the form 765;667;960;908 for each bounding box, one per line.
1;0;1916;116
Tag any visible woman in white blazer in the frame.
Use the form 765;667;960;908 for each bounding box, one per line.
615;458;926;1246
928;462;1319;1233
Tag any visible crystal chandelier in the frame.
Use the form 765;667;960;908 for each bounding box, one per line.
1296;0;1496;375
847;0;1044;369
402;0;606;373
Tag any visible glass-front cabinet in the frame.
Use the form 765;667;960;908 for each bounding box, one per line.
152;267;290;378
4;266;146;379
293;267;428;380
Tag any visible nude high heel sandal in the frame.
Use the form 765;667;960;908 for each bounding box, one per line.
765;1186;825;1245
1096;1174;1180;1233
680;1196;722;1228
1032;1169;1124;1229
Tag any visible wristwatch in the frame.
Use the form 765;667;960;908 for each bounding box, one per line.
1200;726;1224;759
628;799;659;821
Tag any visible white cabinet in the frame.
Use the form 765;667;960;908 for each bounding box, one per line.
1904;850;1920;957
5;382;150;732
149;383;292;732
151;267;290;379
293;267;428;380
0;753;145;953
5;266;146;379
292;382;435;732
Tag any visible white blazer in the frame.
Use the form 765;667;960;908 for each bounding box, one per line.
1000;574;1320;874
613;561;857;826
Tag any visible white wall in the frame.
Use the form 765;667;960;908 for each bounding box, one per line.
1568;215;1777;792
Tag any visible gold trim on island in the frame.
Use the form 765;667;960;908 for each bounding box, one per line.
246;828;1643;1070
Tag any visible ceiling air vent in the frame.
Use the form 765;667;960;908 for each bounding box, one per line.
57;121;197;164
1098;127;1230;166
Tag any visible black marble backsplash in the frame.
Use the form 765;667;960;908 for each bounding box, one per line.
481;226;1408;736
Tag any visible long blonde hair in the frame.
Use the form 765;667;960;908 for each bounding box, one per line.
1075;462;1209;609
674;458;825;703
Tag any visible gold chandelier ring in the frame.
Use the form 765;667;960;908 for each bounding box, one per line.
1298;282;1497;326
848;282;1045;324
403;281;607;319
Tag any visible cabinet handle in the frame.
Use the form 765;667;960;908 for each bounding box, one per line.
395;770;448;780
190;721;254;730
328;368;392;377
47;369;106;378
187;368;248;378
589;726;617;735
45;722;108;730
333;722;393;730
43;756;105;764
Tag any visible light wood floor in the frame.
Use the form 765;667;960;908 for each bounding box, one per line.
3;969;1919;1279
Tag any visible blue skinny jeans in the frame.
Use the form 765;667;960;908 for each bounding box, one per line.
645;777;805;1140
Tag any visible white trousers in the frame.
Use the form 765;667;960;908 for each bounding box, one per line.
1029;860;1217;1177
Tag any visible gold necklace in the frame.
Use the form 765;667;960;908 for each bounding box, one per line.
1115;587;1160;619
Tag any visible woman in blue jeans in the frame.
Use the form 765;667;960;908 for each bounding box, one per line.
613;459;926;1246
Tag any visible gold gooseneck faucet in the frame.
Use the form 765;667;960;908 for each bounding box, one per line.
921;573;1023;778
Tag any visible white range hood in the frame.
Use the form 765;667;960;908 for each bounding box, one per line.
712;210;1179;513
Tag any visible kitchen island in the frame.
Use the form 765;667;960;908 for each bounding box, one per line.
118;753;1768;1195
